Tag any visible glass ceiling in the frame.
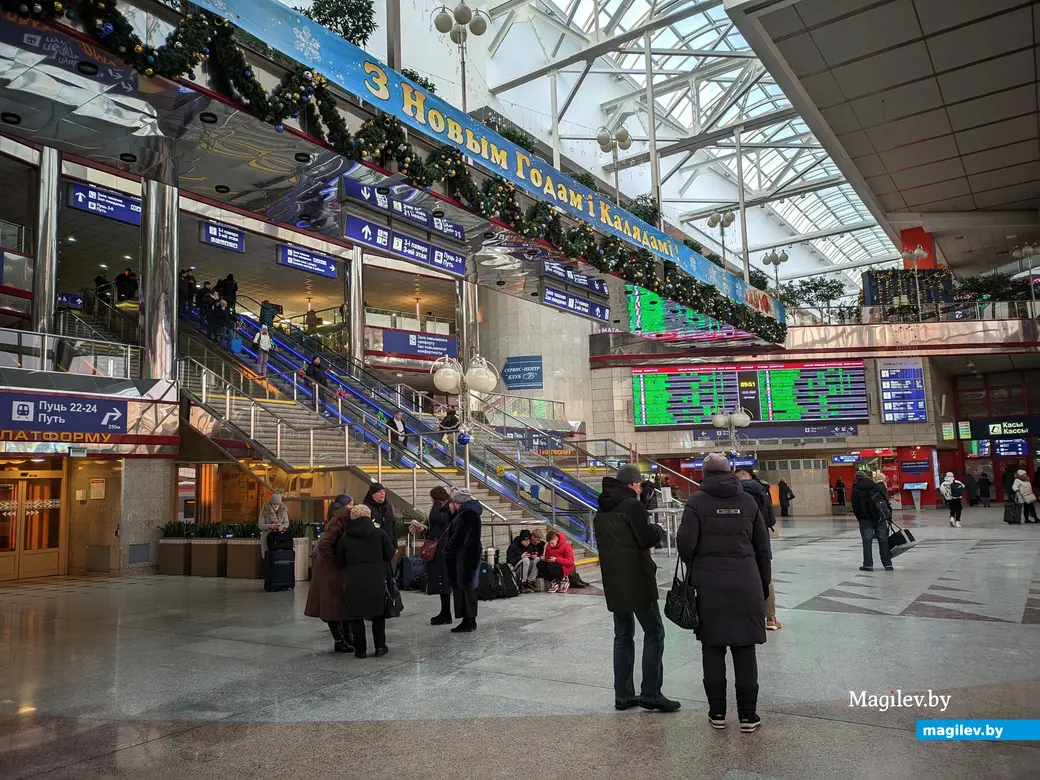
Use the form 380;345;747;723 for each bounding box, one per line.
488;0;897;275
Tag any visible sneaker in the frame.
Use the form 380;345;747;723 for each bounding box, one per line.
639;695;682;713
955;521;962;527
765;617;781;631
560;579;571;593
949;516;955;527
859;566;873;572
708;712;727;729
739;715;761;732
615;698;640;711
550;581;561;593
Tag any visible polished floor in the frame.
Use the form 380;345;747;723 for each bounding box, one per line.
1;508;1038;779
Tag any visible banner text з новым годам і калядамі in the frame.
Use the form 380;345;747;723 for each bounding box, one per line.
189;0;785;325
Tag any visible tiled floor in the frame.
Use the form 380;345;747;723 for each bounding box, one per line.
0;507;1038;779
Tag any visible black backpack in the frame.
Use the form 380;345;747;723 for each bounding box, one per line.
397;555;427;591
478;561;503;600
495;563;520;597
870;490;893;523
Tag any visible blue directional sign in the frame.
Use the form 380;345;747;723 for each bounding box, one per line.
343;179;465;242
542;285;611;323
831;454;862;465
543;261;610;299
0;392;127;434
345;216;466;276
66;183;142;226
700;423;860;440
380;328;457;358
877;358;928;423
501;356;544;391
276;245;338;279
57;292;83;308
199;222;245;253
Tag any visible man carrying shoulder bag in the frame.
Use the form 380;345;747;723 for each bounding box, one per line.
850;470;893;572
594;464;681;714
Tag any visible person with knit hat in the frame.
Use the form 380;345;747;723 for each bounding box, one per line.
443;487;483;633
677;452;772;733
364;482;397;544
305;494;355;653
409;486;457;622
506;529;541;592
339;504;396;658
851;470;893;571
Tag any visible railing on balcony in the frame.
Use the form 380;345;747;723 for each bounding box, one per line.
787;301;1040;326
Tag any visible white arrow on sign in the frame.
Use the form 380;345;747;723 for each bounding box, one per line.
75;191;86;203
361;225;372;240
101;408;122;426
360;186;371;199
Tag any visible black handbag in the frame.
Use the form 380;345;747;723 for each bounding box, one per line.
664;558;698;630
887;521;917;558
384;567;404;618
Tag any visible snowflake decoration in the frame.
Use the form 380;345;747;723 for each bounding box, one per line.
208;0;228;12
293;26;321;62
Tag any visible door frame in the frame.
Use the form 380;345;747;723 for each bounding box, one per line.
0;465;66;581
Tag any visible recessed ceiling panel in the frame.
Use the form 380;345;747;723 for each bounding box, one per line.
830;43;933;100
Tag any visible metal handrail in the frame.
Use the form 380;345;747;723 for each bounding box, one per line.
0;324;140;379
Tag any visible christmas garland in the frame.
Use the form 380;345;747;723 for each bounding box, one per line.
0;0;786;343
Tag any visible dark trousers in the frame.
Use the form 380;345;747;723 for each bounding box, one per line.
702;644;759;718
948;498;963;521
1024;502;1039;522
858;518;892;568
612;601;665;700
346;617;386;653
780;505;789;517
453;587;478;619
537;560;565;581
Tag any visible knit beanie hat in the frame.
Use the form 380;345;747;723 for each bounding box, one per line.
702;452;731;473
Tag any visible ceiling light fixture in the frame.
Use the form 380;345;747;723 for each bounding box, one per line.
75;61;99;76
99;263;108;269
294;152;311;163
0;112;21;125
67;236;77;243
199;112;218;124
214;185;231;194
123;254;132;260
119;152;137;163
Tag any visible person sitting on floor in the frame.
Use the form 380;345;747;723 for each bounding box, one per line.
537;530;575;593
506;530;541;592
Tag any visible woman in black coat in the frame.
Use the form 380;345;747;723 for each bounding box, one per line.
339;504;395;659
409;486;455;624
677;453;771;732
442;487;483;634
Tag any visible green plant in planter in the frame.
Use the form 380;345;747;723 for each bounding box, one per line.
287;522;310;539
229;522;260;539
193;522;232;539
159;521;192;538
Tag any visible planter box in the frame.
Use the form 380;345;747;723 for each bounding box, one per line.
190;539;228;577
226;539;263;579
293;537;310;582
158;539;191;575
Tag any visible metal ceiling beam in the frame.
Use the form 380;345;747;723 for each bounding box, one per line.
747;220;878;253
885;211;1040;230
678;173;846;221
616;47;759;58
488;9;518;57
600;58;745;112
605;106;800;171
778;254;902;280
701;64;765;132
490;0;724;94
528;6;589;45
489;0;536;20
557;60;593;120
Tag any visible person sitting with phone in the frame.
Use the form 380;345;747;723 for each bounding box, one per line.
506;530;541;592
536;530;575;593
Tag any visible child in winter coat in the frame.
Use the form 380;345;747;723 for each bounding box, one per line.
536;530;575;592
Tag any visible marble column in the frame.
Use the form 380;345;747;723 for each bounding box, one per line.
31;146;60;332
119;458;175;574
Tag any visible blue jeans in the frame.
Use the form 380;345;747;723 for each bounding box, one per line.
859;518;892;568
613;600;665;700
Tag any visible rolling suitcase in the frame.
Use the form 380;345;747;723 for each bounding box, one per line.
1003;501;1021;525
264;549;295;591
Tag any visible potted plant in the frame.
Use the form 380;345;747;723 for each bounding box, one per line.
226;522;263;579
190;522;230;577
288;522;312;582
158;521;193;575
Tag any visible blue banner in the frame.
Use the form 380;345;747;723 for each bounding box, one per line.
542;286;611;323
342;177;465;242
917;720;1040;741
345;216;466;276
700;423;860;440
543;261;609;299
191;0;783;324
501;356;544;391
831;454;861;464
379;328;456;358
0;392;127;434
276;245;338;278
199;222;246;253
66;183;141;226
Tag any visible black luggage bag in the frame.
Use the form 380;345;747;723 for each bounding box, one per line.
1004;501;1022;525
264;549;295;591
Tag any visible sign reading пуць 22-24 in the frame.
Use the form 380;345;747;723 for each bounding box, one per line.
190;0;784;325
0;392;128;436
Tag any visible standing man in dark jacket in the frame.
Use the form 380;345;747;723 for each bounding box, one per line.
677;453;771;733
850;470;893;572
338;504;396;658
736;469;780;632
595;464;679;713
443;488;483;633
363;483;397;545
259;299;278;329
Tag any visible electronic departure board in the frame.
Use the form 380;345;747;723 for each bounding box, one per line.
877;358;928;423
632;361;869;429
626;285;753;342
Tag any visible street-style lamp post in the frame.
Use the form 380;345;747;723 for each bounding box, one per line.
433;3;489;113
707;210;736;267
899;244;928;322
596;127;632;205
431;353;499;489
762;248;789;296
710;407;752;456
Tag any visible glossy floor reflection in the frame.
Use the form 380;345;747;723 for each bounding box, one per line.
1;508;1038;779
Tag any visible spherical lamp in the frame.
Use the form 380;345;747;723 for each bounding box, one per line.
453;2;473;25
711;412;730;429
731;410;752;428
449;25;467;44
617;134;632;151
434;7;454;33
707;213;721;228
469;13;487;36
778;249;789;263
1024;244;1036;259
433;365;461;394
722;211;735;227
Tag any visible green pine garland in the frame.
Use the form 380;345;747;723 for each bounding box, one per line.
0;0;785;343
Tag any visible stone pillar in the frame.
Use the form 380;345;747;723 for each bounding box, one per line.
347;247;365;363
31;146;60;332
119;458;175;574
141;179;179;380
479;289;594;426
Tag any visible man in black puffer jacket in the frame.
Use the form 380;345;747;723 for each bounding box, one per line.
594;464;680;714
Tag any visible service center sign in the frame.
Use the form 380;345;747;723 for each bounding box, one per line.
380;328;457;358
199;222;245;253
0;392;127;443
